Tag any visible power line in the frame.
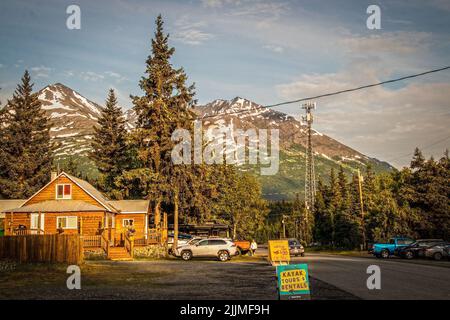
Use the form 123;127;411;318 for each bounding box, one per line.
200;65;450;120
265;66;450;108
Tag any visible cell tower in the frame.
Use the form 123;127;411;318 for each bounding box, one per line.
302;102;317;211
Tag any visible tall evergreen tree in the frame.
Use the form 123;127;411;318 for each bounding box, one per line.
117;15;196;225
90;89;128;198
0;71;54;198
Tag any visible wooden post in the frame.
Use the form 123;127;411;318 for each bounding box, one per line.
130;237;134;258
154;200;161;229
10;211;14;235
38;211;42;234
79;216;83;236
357;169;366;250
163;212;168;244
173;190;179;249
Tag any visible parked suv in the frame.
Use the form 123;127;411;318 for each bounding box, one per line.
174;238;237;261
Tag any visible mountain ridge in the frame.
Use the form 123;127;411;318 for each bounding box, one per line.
36;83;393;199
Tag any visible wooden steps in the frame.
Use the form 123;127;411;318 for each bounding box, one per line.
108;247;132;261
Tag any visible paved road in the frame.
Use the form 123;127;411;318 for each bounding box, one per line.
257;249;450;300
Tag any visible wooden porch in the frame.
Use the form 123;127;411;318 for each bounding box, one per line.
81;228;165;260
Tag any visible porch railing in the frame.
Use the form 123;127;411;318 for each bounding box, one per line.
148;228;161;244
13;229;45;236
133;229;162;246
82;235;102;248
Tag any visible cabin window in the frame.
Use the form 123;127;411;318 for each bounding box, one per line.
123;219;134;227
56;184;72;199
57;216;77;229
30;214;40;229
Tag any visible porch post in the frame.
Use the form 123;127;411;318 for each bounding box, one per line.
38;211;41;234
10;211;14;234
144;212;148;239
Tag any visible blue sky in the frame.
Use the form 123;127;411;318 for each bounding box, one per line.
1;0;450;167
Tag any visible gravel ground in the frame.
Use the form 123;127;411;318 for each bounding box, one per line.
0;258;357;300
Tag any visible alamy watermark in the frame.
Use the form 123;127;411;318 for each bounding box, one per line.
66;5;81;30
171;121;279;175
366;5;381;30
66;265;81;290
366;265;381;290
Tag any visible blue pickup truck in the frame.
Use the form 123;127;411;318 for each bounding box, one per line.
373;237;415;258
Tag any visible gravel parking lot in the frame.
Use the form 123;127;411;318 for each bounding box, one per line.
0;257;357;300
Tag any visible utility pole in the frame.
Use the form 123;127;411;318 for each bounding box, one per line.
281;215;286;239
357;169;366;250
173;187;179;249
302;102;317;219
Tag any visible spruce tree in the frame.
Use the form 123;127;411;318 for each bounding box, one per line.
0;71;54;198
117;15;196;224
90;89;128;198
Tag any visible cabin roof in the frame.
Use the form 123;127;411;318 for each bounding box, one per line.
21;172;117;212
4;200;105;213
63;173;117;212
0;200;26;217
107;200;150;213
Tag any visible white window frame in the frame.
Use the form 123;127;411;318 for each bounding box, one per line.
56;216;78;230
122;219;134;227
30;213;39;230
30;213;45;232
56;184;72;200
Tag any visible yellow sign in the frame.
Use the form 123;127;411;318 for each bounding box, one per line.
268;240;290;265
277;264;311;299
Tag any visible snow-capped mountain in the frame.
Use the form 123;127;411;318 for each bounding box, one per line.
38;83;103;157
37;84;392;199
196;97;369;161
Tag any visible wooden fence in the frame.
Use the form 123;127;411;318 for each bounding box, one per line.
0;234;83;264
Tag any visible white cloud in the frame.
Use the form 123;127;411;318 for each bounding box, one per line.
31;65;52;78
275;31;450;167
105;71;128;83
172;17;214;45
201;0;288;27
342;32;432;55
263;44;284;53
80;71;105;82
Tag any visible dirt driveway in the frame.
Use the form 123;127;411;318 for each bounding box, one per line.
0;257;356;300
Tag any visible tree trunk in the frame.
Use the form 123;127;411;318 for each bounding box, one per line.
154;198;162;228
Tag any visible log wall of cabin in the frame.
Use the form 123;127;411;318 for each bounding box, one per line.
24;176;104;208
4;211;106;236
115;214;146;239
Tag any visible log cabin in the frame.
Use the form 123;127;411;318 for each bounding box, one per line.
0;172;164;259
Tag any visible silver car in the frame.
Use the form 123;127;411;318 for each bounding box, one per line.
424;243;450;260
174;238;237;261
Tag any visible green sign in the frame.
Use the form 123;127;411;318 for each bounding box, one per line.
276;263;311;299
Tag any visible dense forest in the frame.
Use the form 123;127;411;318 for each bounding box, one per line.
0;16;448;247
262;149;449;247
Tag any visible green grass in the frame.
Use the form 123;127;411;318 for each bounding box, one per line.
305;247;370;257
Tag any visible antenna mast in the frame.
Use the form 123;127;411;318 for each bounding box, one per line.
302;102;317;212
